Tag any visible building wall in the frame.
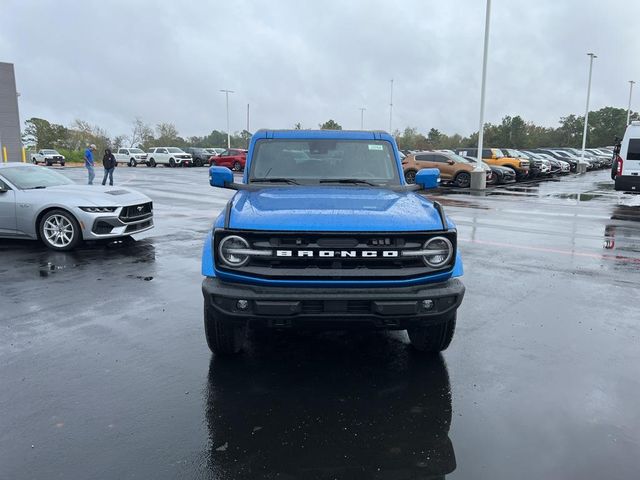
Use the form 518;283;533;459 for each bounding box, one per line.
0;62;22;162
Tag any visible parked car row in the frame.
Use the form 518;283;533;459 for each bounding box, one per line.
114;146;247;170
400;146;614;187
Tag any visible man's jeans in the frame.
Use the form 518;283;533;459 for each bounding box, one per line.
87;164;95;185
102;168;114;186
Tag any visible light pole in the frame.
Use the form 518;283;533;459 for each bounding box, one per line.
579;53;597;172
472;0;492;190
389;79;393;133
359;107;366;129
220;89;234;149
627;80;635;125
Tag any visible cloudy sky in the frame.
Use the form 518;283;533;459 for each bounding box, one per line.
1;0;638;140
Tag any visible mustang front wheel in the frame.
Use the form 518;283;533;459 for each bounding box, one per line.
39;209;82;251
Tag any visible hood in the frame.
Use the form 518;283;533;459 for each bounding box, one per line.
227;186;451;232
42;185;150;206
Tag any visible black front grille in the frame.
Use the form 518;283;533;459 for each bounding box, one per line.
119;202;153;222
214;230;456;281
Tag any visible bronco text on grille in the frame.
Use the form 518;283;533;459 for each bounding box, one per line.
213;230;456;280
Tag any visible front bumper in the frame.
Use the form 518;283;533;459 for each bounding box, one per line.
81;212;154;239
202;277;465;330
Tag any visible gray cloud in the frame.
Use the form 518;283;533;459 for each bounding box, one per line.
2;0;637;140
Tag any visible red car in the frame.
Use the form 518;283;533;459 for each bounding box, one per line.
210;149;247;171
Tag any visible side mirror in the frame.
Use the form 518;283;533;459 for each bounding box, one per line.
447;159;455;165
415;168;440;190
209;166;235;188
0;184;8;193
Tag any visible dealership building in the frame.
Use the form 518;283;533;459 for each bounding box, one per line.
0;62;22;162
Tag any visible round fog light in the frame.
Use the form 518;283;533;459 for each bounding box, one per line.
236;299;249;310
422;299;434;310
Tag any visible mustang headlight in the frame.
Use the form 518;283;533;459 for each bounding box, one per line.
218;235;250;267
79;207;117;213
422;236;453;268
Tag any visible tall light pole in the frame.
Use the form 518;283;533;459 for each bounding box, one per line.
359;107;366;129
389;79;394;133
220;89;234;148
627;80;635;125
579;53;596;172
472;0;492;190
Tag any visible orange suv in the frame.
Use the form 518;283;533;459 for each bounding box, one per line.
402;151;490;187
455;148;529;179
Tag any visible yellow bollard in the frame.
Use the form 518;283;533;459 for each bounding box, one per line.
2;146;7;163
22;147;26;163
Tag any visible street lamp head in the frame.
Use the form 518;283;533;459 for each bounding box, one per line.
587;52;597;58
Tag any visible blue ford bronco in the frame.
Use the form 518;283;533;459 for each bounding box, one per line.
202;129;465;355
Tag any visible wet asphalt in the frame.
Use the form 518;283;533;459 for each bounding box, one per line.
1;166;639;479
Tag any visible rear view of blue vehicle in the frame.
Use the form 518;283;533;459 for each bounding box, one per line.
201;129;465;355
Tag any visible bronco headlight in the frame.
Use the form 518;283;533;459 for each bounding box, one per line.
422;236;453;268
218;235;250;267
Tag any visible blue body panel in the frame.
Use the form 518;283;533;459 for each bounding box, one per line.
202;129;464;287
226;186;448;232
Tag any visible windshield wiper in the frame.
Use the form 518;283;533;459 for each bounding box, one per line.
251;178;299;185
319;178;378;186
27;185;47;189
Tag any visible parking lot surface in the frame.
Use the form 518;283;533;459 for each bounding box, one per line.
1;167;639;479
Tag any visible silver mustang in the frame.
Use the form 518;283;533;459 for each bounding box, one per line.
0;164;154;250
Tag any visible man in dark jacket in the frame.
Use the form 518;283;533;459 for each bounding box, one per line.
102;148;117;186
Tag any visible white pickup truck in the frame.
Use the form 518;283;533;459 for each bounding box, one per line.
30;149;65;166
114;147;149;167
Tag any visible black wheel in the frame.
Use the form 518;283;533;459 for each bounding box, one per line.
195;158;203;167
60;162;65;167
129;158;137;167
407;312;457;353
487;171;498;185
169;158;176;168
38;209;82;251
46;160;52;167
454;171;471;188
611;157;619;180
232;161;242;172
404;169;417;184
149;158;156;167
32;158;38;164
204;302;246;355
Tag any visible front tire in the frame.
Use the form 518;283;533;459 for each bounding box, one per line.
204;303;246;355
60;162;65;167
195;158;203;167
39;209;82;251
129;158;137;167
407;312;457;353
169;158;176;168
149;158;156;167
232;161;242;172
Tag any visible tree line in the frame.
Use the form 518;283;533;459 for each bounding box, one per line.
23;106;636;163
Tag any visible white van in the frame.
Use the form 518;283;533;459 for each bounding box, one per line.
614;121;640;192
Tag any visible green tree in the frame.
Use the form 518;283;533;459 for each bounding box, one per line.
23;118;69;149
319;119;342;130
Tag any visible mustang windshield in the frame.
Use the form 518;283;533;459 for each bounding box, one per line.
0;167;74;189
249;139;400;185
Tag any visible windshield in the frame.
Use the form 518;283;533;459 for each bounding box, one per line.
130;148;144;154
42;149;59;154
249;139;400;185
0;166;75;189
167;147;184;153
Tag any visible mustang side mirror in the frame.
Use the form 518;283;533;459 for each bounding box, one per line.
209;166;236;188
415;168;440;190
